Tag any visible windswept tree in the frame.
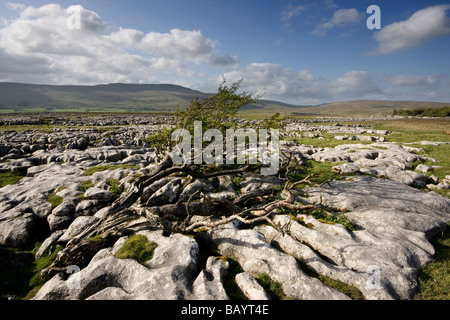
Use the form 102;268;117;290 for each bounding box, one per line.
175;79;257;133
143;79;258;154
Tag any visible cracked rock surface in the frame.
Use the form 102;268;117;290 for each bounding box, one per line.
1;118;449;300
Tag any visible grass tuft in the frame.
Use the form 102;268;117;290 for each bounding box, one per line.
83;164;139;176
255;274;289;300
415;224;450;300
115;234;158;265
0;243;63;300
107;178;123;197
0;172;25;187
47;192;64;209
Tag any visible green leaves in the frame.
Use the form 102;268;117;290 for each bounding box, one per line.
176;79;257;134
145;80;258;155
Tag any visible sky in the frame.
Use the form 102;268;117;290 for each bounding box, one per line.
0;0;449;105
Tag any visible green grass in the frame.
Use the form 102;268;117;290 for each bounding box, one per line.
0;171;26;187
295;259;364;300
86;235;116;248
83;164;140;176
255;274;288;300
0;124;58;133
107;178;123;197
296;208;358;231
410;144;450;181
80;180;95;192
47;192;64;209
232;175;244;191
393;106;450;117
280;207;358;232
362;119;449;187
288;159;348;187
362;119;450;144
115;234;158;265
0;243;63;300
285;131;374;149
414;224;450;300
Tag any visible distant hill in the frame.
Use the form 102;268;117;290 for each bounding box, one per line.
0;82;448;116
295;100;450;117
0;82;210;113
0;82;312;114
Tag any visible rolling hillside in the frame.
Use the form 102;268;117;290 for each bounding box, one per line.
297;100;450;117
0;82;211;113
0;82;448;116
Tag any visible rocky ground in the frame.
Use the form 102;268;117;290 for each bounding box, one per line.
0;115;449;300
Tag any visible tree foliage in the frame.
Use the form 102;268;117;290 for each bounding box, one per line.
143;79;258;154
175;79;257;133
393;106;450;117
259;112;286;130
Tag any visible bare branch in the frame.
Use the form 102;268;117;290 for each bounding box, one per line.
202;193;243;213
233;188;273;206
182;190;200;230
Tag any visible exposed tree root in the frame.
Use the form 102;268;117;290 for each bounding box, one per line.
41;155;324;278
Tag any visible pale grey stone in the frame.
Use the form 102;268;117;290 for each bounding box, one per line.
35;230;65;260
208;224;351;300
416;164;433;173
146;178;182;206
435;182;450;190
178;179;214;203
58;216;98;243
429;175;439;184
51;199;77;217
84;187;113;202
332;163;360;174
304;176;450;223
235;272;271;300
295;175;450;299
384;166;429;187
240;174;284;193
192;256;229;300
0;213;36;247
33;230;202;300
47;213;73;232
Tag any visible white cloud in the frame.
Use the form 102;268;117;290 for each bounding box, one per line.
138;28;238;67
381;74;442;87
5;2;26;11
329;71;381;97
280;4;305;23
0;3;238;85
218;65;450;104
313;8;365;36
104;27;145;48
323;0;338;10
369;5;450;55
221;63;382;105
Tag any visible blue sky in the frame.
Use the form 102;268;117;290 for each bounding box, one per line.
0;0;449;105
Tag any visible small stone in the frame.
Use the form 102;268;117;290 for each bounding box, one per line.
84;187;113;202
235;272;271;300
416;164;433;173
